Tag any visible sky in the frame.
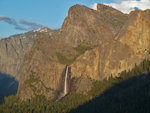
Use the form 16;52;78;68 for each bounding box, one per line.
0;0;150;39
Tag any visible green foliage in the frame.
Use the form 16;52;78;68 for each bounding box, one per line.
0;92;89;113
25;71;38;84
56;52;76;65
88;78;119;97
24;75;40;85
56;44;95;65
88;59;150;98
73;44;94;54
24;71;52;95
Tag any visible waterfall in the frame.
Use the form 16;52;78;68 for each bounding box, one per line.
64;66;69;95
57;65;69;101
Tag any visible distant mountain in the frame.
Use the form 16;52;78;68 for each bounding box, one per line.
0;27;57;80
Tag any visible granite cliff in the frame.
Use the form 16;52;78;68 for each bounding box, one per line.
1;4;149;101
17;4;130;100
0;27;57;80
71;9;150;80
0;32;34;80
59;4;128;46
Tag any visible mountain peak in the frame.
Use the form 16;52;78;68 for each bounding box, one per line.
68;4;95;17
97;3;126;14
34;27;52;33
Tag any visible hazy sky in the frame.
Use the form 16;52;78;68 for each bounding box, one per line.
0;0;150;39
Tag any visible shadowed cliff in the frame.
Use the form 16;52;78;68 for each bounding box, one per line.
69;73;150;113
0;72;19;104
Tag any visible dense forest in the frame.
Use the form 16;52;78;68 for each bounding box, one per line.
0;59;150;113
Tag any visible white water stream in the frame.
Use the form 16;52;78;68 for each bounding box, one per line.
64;66;69;95
57;66;69;101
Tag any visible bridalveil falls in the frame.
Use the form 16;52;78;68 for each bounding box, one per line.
64;66;69;95
57;65;71;101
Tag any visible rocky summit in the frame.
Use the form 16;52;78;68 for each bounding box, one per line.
0;4;150;102
59;4;128;46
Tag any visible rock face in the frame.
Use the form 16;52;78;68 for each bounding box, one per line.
17;4;150;101
17;4;128;100
0;33;35;79
119;10;150;54
59;4;128;46
18;34;68;100
71;10;150;80
0;27;57;80
71;41;133;80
